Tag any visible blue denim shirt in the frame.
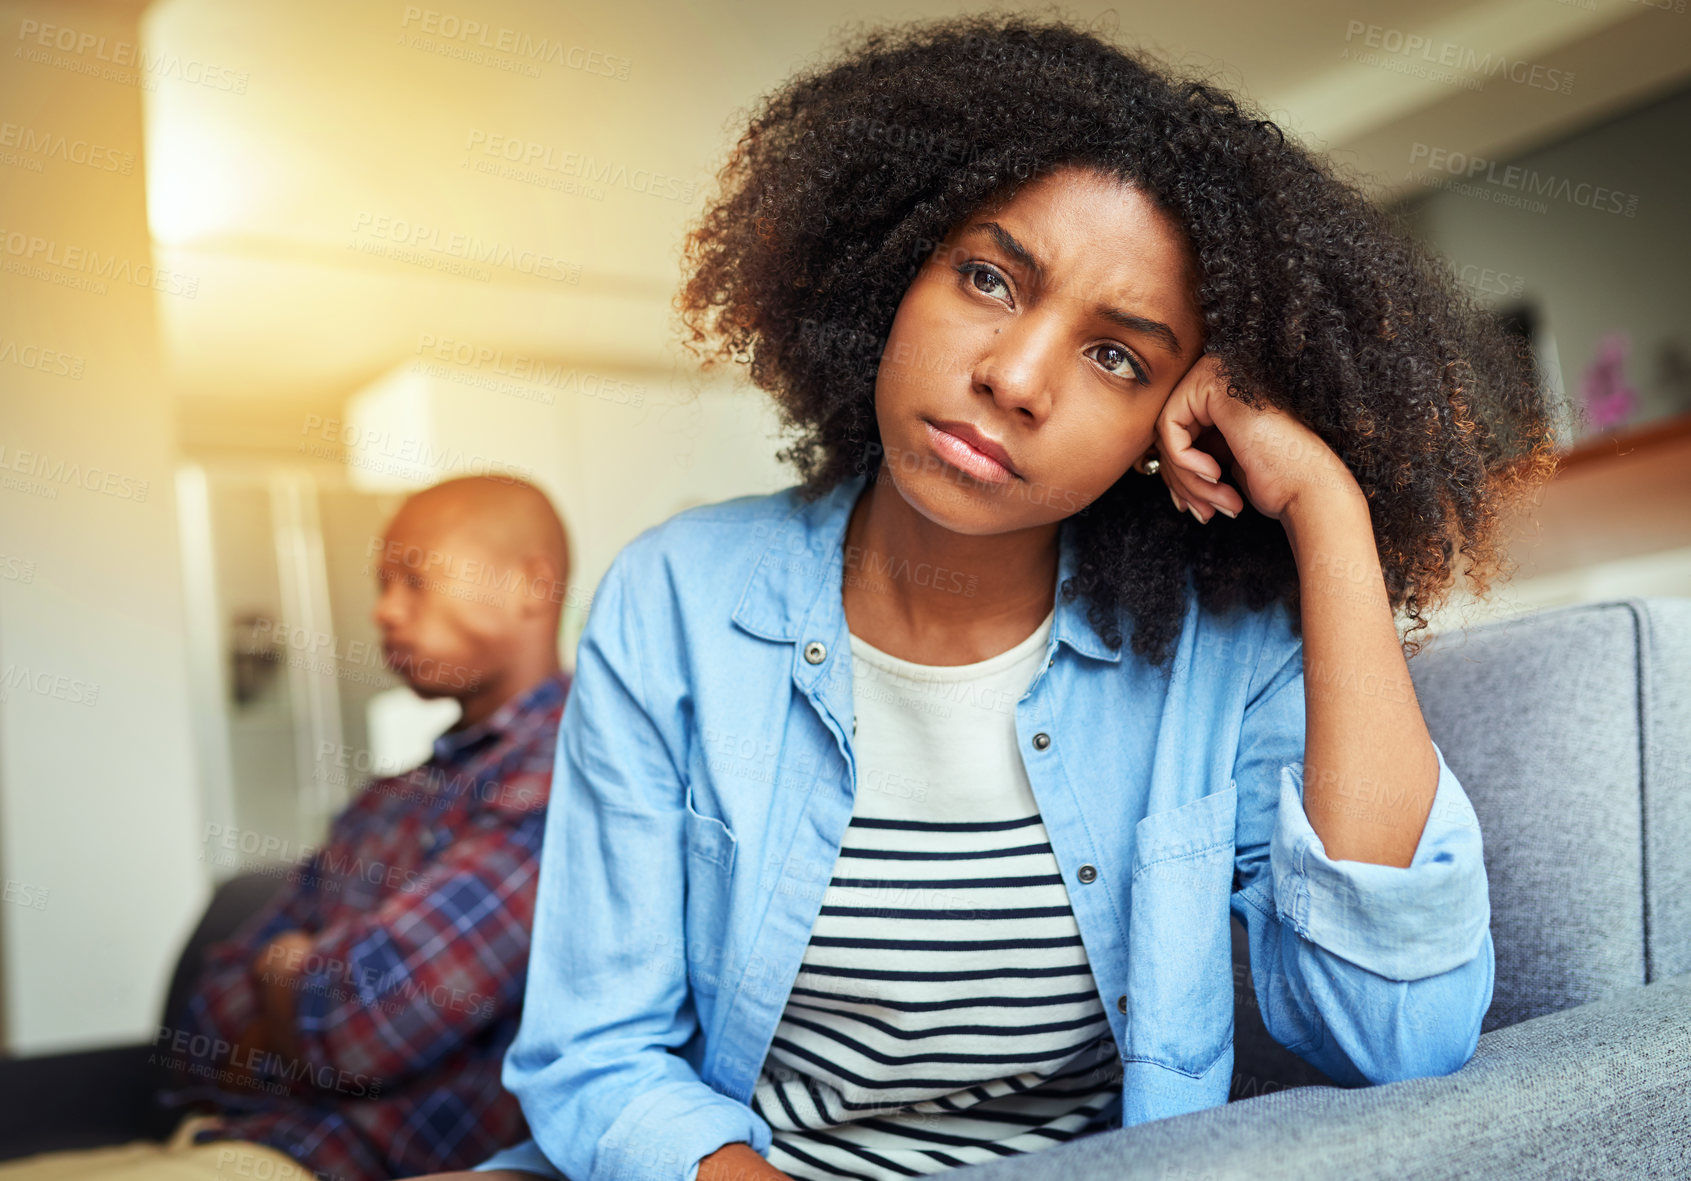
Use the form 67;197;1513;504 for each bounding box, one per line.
477;469;1494;1181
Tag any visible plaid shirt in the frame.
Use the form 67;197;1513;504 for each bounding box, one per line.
159;670;572;1181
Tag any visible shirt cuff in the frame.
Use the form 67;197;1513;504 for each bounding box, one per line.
1269;738;1491;981
473;1138;566;1177
592;1078;773;1181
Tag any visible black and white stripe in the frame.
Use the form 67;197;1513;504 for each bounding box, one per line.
750;811;1122;1179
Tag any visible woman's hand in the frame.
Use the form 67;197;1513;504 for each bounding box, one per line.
1155;357;1443;868
1151;353;1361;525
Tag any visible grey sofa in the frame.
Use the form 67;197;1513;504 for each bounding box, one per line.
957;595;1691;1181
2;597;1685;1178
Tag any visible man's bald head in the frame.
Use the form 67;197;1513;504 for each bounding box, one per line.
388;476;570;590
371;476;571;723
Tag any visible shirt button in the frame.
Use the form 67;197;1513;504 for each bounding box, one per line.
804;641;827;664
1077;863;1097;884
1117;995;1127;1015
1032;732;1051;750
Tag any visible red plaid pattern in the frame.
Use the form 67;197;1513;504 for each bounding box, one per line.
158;670;571;1181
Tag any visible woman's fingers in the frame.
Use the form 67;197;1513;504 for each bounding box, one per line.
1160;408;1218;484
1158;413;1226;523
1157;371;1249;523
1190;428;1245;520
1160;448;1245;523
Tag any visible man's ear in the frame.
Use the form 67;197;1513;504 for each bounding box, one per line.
519;554;565;619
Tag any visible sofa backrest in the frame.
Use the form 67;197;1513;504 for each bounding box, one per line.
1228;596;1691;1095
1404;596;1690;1032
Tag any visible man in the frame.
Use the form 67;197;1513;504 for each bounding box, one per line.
0;475;574;1180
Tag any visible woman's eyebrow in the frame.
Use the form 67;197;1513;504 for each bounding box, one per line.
968;220;1184;358
972;220;1043;278
1094;304;1183;358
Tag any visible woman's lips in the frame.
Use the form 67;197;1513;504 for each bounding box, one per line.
924;420;1019;485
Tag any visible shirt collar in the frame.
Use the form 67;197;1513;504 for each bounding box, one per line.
730;468;1121;663
431;667;571;763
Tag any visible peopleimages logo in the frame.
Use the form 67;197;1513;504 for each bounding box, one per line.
15;18;250;93
0;227;200;297
299;414;535;485
1408;143;1639;217
348;213;582;284
463;130;698;204
1342;21;1575;94
0;337;85;379
0;443;149;501
0;121;135;174
399;7;631;80
413;333;646;406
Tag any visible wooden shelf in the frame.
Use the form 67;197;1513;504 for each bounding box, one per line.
1500;412;1691;581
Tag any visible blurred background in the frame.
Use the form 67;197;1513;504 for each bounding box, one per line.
0;0;1687;1057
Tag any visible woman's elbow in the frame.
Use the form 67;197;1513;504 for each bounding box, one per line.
1354;933;1495;1085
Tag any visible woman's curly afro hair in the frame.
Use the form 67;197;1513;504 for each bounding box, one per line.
676;11;1560;670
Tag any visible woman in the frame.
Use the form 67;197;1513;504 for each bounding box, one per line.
430;13;1554;1181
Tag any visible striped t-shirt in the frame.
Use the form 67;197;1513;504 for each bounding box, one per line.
749;605;1123;1179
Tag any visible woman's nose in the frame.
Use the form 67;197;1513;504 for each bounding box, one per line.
972;316;1060;417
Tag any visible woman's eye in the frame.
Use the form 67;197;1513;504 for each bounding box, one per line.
1089;342;1150;386
956;262;1011;305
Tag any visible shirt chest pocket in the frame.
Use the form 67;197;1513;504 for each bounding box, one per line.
682;783;737;997
1122;781;1238;1078
684;783;736;870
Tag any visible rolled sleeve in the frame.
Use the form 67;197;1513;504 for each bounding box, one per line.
1269;737;1491;981
600;1081;773;1181
477;1090;771;1181
1230;602;1495;1087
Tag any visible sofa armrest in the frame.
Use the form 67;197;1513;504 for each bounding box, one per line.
0;871;293;1163
0;1043;177;1162
952;971;1691;1181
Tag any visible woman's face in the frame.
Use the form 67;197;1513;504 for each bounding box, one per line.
872;163;1206;536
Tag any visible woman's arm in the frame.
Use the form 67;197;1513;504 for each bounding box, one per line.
501;543;774;1181
1156;352;1450;866
1157;354;1493;1083
1226;594;1494;1086
1280;475;1439;867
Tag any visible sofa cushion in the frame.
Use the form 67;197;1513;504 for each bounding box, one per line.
1407;597;1690;1031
